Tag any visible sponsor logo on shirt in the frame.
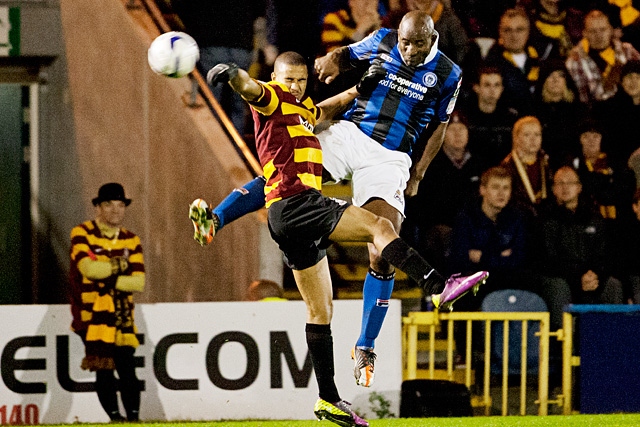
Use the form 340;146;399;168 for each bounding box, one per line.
300;116;314;132
379;72;428;100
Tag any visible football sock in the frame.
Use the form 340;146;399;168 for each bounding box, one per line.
381;238;445;294
306;323;340;403
356;269;394;349
212;176;266;229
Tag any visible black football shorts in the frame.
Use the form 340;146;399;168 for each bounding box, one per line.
267;189;350;270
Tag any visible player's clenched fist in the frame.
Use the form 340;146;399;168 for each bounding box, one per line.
206;63;239;86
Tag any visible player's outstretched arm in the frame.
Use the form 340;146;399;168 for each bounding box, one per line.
207;64;263;101
317;86;359;122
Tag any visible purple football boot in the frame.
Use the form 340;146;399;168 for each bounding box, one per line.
432;271;489;311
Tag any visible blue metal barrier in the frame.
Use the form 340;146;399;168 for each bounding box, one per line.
566;304;640;414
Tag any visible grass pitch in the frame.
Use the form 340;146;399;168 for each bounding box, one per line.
37;414;640;426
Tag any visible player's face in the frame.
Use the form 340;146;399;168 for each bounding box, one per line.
443;122;468;151
622;72;640;98
398;21;436;66
480;177;511;211
474;73;504;102
580;131;602;158
96;200;126;228
272;63;308;101
552;169;582;205
499;15;529;53
584;16;612;50
514;122;542;157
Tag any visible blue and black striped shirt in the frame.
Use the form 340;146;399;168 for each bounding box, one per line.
343;28;462;155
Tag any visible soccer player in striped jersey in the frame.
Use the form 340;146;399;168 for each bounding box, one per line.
199;51;486;426
314;10;463;388
193;10;486;391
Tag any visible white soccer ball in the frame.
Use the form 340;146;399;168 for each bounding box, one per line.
147;31;199;78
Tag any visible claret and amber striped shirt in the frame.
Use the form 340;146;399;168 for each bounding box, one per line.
249;81;323;208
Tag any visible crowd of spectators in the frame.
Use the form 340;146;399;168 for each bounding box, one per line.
171;0;640;309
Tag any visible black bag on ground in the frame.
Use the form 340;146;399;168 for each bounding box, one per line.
400;379;472;417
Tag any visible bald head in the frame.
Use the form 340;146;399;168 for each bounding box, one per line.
399;10;434;36
397;11;437;66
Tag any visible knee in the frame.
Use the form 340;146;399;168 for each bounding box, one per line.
371;215;396;236
370;215;398;248
367;237;394;273
306;301;333;324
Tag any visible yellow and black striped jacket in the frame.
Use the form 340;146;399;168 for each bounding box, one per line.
69;220;144;369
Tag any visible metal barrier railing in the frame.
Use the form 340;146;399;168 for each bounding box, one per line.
561;312;579;416
124;0;263;177
402;311;569;416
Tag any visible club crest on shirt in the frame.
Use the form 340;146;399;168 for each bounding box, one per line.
422;72;437;88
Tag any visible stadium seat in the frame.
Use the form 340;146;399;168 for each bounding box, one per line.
481;289;548;375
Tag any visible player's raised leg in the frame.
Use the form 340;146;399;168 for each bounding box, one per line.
189;176;266;246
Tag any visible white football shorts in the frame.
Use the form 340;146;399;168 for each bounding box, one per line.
318;120;412;215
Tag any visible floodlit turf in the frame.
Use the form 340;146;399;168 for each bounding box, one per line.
36;414;640;427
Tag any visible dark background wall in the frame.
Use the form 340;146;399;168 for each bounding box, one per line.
0;0;263;304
